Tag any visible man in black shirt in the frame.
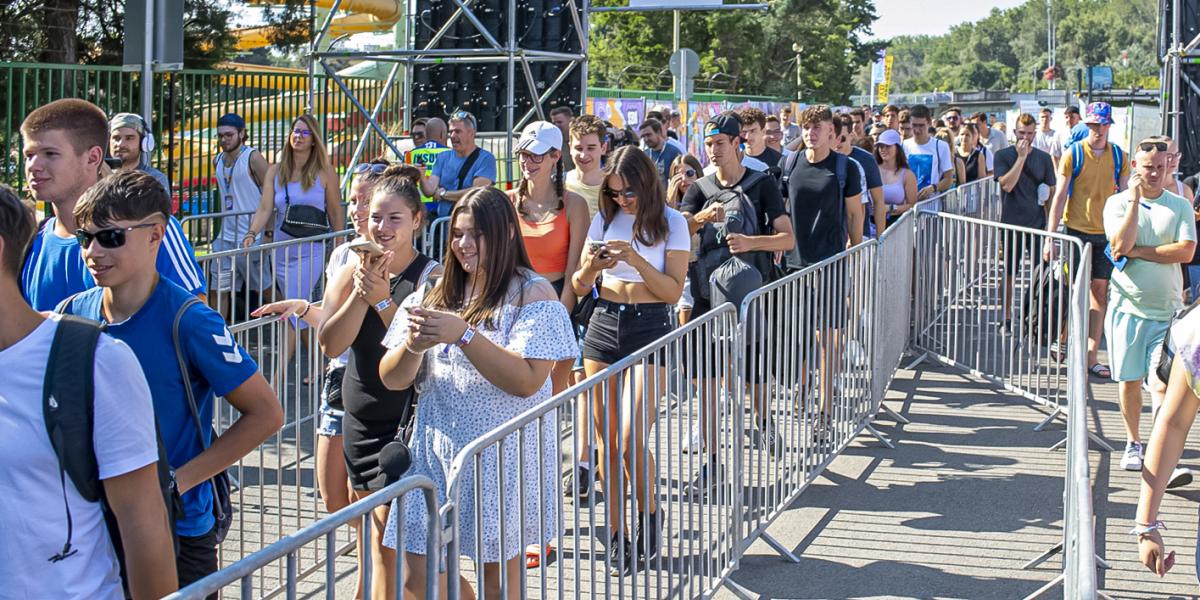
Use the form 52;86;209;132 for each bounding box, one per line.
781;105;864;269
738;107;783;173
680;112;794;495
995;113;1057;331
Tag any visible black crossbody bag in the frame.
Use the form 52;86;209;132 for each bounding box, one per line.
280;178;332;238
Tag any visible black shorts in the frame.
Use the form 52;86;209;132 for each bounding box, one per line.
1065;227;1113;281
581;300;673;365
1002;231;1042;278
177;526;219;599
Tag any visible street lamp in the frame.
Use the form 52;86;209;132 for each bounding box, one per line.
792;42;803;101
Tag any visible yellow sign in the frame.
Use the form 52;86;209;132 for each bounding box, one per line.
875;54;894;104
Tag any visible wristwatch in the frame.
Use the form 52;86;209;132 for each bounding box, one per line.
374;298;393;312
436;186;447;200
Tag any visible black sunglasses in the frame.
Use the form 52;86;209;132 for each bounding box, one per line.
605;189;637;200
75;223;157;249
1139;141;1169;152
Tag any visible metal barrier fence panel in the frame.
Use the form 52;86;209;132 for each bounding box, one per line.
421;216;450;263
1063;245;1098;598
737;240;883;556
441;304;743;600
166;476;442;600
180;210;256;254
912;180;1085;417
872;209;916;408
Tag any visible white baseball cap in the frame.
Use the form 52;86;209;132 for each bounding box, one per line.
877;129;903;146
515;121;563;155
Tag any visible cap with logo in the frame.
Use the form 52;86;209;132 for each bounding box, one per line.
515;121;563;155
704;113;741;139
1084;102;1113;126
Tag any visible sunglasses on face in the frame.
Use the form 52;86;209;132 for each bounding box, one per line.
292;128;313;137
1139;141;1169;152
605;189;637;200
75;223;157;249
518;151;547;164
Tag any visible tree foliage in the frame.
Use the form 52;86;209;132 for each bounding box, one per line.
0;0;239;68
867;0;1159;94
589;0;884;103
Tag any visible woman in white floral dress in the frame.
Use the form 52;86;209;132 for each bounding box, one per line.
379;186;577;599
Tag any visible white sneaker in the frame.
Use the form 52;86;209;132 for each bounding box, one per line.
682;424;703;454
1121;441;1144;471
1168;467;1193;489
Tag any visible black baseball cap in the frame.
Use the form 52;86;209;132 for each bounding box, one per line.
704;113;740;139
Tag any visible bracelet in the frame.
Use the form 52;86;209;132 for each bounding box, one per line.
244;230;257;239
297;301;311;319
456;324;477;348
1131;520;1166;536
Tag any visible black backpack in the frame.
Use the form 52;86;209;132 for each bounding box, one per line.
692;171;775;302
1020;261;1070;348
42;315;181;597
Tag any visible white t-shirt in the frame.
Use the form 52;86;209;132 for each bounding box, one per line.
1034;129;1057;154
586;207;690;283
325;239;360;368
902;136;953;191
0;315;158;600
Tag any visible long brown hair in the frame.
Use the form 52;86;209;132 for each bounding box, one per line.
666;154;703;208
599;146;669;247
426;186;533;328
279;114;330;191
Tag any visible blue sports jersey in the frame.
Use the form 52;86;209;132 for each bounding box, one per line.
432;146;498;191
62;279;257;537
21;215;206;311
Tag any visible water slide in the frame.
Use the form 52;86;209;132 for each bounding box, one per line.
233;0;403;50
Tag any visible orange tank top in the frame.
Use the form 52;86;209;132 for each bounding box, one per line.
519;204;570;275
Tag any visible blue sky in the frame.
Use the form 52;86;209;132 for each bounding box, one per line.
866;0;1033;40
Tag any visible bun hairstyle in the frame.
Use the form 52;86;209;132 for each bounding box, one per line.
370;163;426;218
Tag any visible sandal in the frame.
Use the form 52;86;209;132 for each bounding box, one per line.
525;543;552;569
1088;363;1111;379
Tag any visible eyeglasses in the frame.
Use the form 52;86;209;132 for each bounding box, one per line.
353;163;390;175
292;128;313;137
945;115;960;122
1139;141;1169;152
605;189;637;200
518;151;546;164
75;223;157;249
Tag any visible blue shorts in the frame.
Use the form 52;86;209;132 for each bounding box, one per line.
1105;309;1170;382
317;403;344;437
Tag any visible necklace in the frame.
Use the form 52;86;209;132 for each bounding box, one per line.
220;147;244;210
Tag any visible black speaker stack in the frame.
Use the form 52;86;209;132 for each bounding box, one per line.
409;0;584;132
1161;0;1200;178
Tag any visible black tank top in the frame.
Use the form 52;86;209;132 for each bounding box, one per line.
341;254;432;422
959;148;984;183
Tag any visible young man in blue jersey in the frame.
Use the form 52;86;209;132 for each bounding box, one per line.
19;99;206;311
0;184;178;599
60;171;283;590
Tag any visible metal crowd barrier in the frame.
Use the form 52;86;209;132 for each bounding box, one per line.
180;210;256;254
441;304;744;600
421;216;450;262
168;476;442;600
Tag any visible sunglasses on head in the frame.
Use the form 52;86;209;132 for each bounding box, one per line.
292;128;313;137
353;163;389;175
75;223;157;249
605;189;637;200
1139;141;1169;152
451;111;476;128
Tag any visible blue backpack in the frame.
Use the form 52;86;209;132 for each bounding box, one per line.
1067;141;1124;197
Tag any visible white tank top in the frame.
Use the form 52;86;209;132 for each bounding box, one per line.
216;146;262;242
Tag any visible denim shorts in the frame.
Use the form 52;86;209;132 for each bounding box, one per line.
582;300;673;365
317;403;344;437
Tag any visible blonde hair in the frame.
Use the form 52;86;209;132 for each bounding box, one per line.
279;114;330;191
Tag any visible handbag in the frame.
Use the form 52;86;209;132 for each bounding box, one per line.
172;298;234;543
571;218;611;329
1156;299;1200;383
279;178;331;238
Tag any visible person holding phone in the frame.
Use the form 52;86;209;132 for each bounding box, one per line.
571;146;689;575
318;165;438;599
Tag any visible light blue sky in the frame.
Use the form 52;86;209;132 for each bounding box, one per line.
866;0;1032;40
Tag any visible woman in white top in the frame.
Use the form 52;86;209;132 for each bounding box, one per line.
874;129;918;226
570;145;689;575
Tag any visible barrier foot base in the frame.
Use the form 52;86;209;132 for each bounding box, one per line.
761;532;801;564
903;352;929;371
1021;542;1061;570
1096;554;1111;569
864;424;896;449
1048;436;1067;452
721;576;757;599
1021;574;1062;600
879;404;911;425
1088;431;1115;453
1033;408;1062;432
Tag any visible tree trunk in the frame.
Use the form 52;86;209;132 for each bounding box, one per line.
39;0;80;63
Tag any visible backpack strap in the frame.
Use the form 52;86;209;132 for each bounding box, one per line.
739;170;767;194
833;152;848;196
1069;141;1084;197
780;150;802;186
693;174;722;202
455;147;483;190
43;314;104;563
171;297;225;512
1112;144;1124;190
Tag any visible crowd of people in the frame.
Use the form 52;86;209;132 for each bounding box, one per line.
7;90;1200;598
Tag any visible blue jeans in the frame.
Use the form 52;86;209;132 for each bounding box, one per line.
1189;265;1200;302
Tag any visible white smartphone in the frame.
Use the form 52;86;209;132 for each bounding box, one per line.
348;238;385;258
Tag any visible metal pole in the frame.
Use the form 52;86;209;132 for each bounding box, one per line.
579;0;590;114
672;10;680;99
141;0;154;122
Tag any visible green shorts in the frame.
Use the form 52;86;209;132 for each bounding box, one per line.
1104;309;1170;382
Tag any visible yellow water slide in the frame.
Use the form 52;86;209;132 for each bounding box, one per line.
233;0;403;50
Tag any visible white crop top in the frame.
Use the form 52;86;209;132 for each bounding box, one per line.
586;207;691;283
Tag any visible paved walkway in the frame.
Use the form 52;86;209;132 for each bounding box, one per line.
719;362;1200;600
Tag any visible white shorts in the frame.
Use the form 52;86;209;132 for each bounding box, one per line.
210;237;271;293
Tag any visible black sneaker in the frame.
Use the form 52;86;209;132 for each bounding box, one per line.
609;533;634;576
683;462;723;499
635;509;662;562
563;466;591;498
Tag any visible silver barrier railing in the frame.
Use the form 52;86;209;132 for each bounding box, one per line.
441;304;744;600
1063;248;1100;598
180;210;256;253
421;216;450;261
166;476;442;600
873;209;917;419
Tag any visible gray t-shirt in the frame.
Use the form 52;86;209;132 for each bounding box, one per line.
994;146;1056;228
139;164;171;196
